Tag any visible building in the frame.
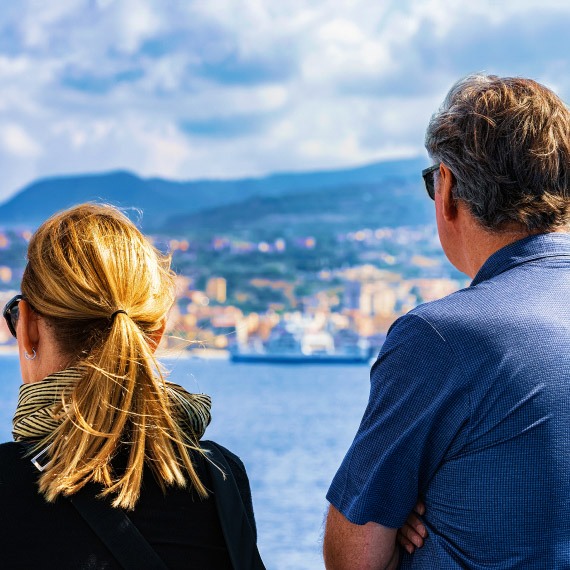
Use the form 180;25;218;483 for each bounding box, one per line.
206;277;227;303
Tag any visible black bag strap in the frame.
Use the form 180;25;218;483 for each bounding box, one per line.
27;444;167;570
201;441;266;570
27;441;265;570
68;489;169;570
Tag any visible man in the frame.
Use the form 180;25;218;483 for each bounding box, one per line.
323;74;570;569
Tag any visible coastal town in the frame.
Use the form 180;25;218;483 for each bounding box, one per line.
0;222;468;358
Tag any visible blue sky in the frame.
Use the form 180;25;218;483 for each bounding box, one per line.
0;0;570;202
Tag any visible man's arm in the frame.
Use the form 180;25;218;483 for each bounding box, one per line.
323;505;399;570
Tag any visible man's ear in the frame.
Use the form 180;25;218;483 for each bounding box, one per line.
18;300;40;355
438;163;458;222
148;319;166;352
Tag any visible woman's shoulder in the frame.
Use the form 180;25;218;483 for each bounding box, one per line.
0;442;40;507
200;439;257;537
0;440;26;454
0;441;35;478
201;440;247;474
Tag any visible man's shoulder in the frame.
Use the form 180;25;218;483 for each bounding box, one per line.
394;286;482;337
407;271;526;330
383;282;513;359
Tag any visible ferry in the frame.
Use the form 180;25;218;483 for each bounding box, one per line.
230;326;373;364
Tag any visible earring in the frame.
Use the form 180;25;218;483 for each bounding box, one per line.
24;348;37;361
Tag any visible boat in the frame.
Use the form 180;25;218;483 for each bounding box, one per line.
230;325;372;364
229;348;371;364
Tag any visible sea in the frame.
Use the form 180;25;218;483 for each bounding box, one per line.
0;354;372;570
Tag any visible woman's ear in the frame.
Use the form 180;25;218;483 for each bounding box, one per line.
18;300;40;356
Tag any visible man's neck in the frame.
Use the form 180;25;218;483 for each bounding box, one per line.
455;206;549;278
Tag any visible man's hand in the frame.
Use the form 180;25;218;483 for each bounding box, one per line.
323;505;399;570
397;501;427;554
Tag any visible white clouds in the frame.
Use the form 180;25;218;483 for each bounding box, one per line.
111;0;165;54
19;0;84;49
0;0;570;202
318;19;366;44
0;124;42;157
302;20;392;89
0;55;30;77
51;119;114;149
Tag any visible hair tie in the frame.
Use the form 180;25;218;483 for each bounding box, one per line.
110;309;128;322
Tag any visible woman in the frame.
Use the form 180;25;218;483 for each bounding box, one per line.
0;203;260;569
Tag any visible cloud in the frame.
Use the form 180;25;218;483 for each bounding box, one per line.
1;0;570;202
60;67;145;94
180;112;276;139
197;50;297;86
0;124;42;157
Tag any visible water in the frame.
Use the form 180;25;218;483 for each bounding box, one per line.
0;354;371;570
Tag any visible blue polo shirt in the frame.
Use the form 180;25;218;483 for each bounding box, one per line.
327;233;570;568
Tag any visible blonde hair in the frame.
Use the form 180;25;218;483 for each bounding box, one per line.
21;203;207;509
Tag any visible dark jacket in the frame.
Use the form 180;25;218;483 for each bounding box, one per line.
0;440;255;569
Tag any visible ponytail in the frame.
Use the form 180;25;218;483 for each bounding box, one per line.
23;204;207;509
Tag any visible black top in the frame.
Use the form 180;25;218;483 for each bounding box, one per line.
0;441;255;569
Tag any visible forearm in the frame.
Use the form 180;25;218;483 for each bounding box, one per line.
323;505;399;570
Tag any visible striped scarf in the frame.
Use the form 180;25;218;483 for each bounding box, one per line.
12;367;211;442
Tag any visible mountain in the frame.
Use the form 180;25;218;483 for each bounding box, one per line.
0;157;428;230
163;177;433;238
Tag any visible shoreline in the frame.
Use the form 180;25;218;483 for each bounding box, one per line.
159;347;230;360
0;344;230;361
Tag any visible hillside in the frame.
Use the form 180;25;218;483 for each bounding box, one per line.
162;177;432;238
0;157;428;230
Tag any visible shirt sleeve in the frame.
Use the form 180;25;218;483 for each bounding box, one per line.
326;312;471;528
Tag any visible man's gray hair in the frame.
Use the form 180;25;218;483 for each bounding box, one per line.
425;74;570;232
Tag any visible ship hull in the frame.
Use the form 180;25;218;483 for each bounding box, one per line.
230;352;370;364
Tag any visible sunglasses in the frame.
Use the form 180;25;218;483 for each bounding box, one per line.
3;294;23;338
421;163;440;200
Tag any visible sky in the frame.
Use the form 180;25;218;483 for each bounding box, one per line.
0;0;570;203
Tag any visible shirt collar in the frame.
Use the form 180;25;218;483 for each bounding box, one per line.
471;232;570;286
